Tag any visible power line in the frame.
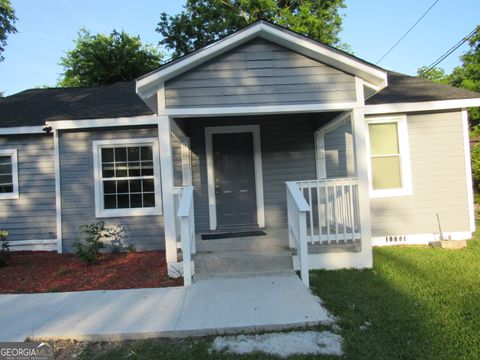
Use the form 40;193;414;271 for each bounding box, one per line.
422;27;478;74
376;0;440;64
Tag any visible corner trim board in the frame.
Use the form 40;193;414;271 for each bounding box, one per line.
53;130;63;253
462;110;475;233
205;124;265;230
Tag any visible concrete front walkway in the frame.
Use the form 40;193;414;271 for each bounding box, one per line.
0;273;334;342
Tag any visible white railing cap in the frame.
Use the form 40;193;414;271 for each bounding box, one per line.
286;182;310;212
177;186;194;217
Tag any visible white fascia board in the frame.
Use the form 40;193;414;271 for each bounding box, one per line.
365;98;480;115
136;22;388;98
163;102;360;118
0;125;45;135
46;115;157;130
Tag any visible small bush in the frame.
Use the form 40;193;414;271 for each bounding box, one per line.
74;222;107;264
0;230;10;267
74;222;128;263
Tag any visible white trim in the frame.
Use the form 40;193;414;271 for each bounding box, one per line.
181;137;192;186
355;77;365;106
162;102;360;118
365;115;413;198
314;111;352;179
315;133;326;179
0;149;19;199
351;107;373;268
9;239;58;251
205;125;265;230
136;21;387;98
462;110;476;233
365;98;480;115
158;116;178;264
92;138;162;218
372;231;472;246
46;115;158;130
53;130;63;253
0;126;45;135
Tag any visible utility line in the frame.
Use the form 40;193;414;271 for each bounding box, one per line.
422;27;478;74
376;0;440;64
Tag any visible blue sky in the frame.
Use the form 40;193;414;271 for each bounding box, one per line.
1;0;479;95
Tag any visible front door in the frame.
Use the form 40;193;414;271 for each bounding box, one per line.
212;132;257;228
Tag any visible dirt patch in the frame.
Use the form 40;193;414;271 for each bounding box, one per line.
0;250;182;293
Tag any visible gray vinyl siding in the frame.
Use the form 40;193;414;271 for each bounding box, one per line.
165;38;356;108
0;135;56;241
59;127;165;252
324;121;355;178
370;111;470;236
187;114;329;231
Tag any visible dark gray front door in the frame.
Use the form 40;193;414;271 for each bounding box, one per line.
213;132;257;228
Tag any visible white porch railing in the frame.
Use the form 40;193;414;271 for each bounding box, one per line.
286;178;361;287
175;186;196;287
286;182;311;287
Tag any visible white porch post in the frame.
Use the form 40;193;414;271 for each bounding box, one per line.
352;80;373;267
158;115;178;265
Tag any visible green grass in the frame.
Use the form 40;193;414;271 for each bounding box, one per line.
74;240;480;360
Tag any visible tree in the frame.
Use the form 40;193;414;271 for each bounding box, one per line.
0;0;17;62
416;66;449;84
450;26;480;126
157;0;347;59
58;29;163;87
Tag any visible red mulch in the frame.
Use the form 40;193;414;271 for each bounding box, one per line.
0;251;182;294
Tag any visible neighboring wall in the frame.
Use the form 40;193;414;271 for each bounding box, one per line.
0;135;56;241
324;120;355;178
187;114;328;231
370;110;470;236
165;38;356;108
59;127;165;252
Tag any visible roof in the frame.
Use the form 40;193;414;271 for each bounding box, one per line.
0;82;153;128
366;72;480;104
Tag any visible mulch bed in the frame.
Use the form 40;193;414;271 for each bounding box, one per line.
0;250;182;294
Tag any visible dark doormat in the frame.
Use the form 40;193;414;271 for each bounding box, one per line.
201;230;267;240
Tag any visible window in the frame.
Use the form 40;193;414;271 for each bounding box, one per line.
366;116;412;198
93;139;161;217
0;149;18;199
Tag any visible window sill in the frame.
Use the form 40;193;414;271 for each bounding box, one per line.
95;208;162;218
369;188;412;199
0;192;19;200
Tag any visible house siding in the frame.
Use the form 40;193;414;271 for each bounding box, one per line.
370;110;470;236
0;135;57;241
165;38;356;108
186;114;332;231
324;121;355;178
59;127;166;252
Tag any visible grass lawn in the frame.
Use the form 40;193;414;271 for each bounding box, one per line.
56;240;480;359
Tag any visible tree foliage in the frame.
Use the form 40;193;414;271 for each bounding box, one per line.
58;29;163;87
416;66;449;84
157;0;347;59
0;0;17;62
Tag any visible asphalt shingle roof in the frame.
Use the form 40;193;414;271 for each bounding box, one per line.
1;72;479;129
366;71;480;105
0;82;153;128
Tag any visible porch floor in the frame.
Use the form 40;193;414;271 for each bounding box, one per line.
0;274;334;342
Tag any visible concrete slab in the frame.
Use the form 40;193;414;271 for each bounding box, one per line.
0;274;334;342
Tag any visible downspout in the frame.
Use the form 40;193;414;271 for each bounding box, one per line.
44;124;63;253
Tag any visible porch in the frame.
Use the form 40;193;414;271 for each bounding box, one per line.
164;111;372;288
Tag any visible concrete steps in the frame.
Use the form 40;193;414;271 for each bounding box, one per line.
194;250;294;278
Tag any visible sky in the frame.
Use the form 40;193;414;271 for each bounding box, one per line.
0;0;479;96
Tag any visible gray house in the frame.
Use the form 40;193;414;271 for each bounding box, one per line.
1;21;479;286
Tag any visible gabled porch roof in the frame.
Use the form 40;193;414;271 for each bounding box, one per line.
135;20;389;104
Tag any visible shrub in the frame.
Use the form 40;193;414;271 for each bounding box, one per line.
0;230;10;267
107;224;127;254
74;222;107;264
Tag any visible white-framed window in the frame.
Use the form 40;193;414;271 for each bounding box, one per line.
93;138;162;217
366;115;412;198
0;149;19;199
